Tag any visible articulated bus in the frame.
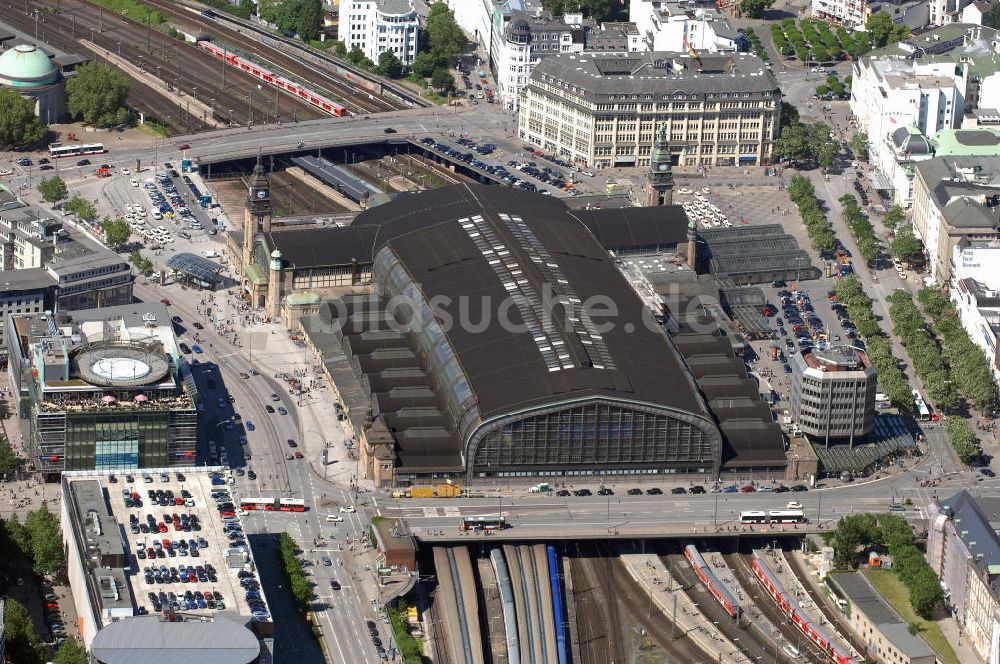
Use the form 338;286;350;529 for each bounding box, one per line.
49;143;107;159
461;516;507;531
239;497;307;512
740;510;806;524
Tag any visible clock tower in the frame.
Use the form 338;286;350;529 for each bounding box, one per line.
645;122;674;207
242;154;272;269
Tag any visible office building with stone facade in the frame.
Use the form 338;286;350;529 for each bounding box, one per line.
518;52;780;169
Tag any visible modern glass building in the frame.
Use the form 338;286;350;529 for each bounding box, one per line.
7;304;198;477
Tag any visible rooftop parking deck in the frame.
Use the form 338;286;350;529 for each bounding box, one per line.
74;469;270;622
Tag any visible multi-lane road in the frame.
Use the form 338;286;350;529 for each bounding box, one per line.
376;464;998;541
134;278;383;663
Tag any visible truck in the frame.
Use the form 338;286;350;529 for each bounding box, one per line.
95;166;111;178
835;249;851;266
390;483;462;499
838;263;853;277
528;482;552;493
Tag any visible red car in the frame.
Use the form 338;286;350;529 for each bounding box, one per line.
46;602;58;609
160;298;171;306
294;451;304;459
740;485;756;493
177;143;190;150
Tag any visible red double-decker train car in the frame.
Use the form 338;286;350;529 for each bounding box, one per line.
197;40;347;117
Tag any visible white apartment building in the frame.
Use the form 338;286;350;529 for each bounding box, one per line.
630;0;743;52
518;52;780;169
929;0;974;25
342;0;419;67
852;58;966;204
911;155;1000;283
444;0;501;49
812;0;867;28
952;277;1000;388
491;11;584;110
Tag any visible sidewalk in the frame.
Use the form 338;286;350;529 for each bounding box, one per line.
615;543;753;664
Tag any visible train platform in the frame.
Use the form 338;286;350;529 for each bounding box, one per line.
616;543;753;664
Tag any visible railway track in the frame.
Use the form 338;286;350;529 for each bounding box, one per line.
571;542;625;664
605;547;712;663
23;0;321;132
666;552;774;664
161;3;403;115
725;553;828;663
780;551;867;658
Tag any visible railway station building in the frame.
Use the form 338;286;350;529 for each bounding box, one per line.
6;303;198;477
282;184;787;485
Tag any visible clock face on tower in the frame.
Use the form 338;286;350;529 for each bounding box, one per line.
256;189;267;199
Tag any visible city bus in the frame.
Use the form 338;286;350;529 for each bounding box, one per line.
278;498;306;512
740;510;806;524
240;497;277;512
239;497;307;512
49;143;107;159
461;516;507;531
913;390;930;421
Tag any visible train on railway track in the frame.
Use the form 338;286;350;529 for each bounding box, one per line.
751;555;855;664
683;545;741;618
196;39;348;117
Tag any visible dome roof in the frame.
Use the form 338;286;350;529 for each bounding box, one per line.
891;126;932;156
0;44;57;87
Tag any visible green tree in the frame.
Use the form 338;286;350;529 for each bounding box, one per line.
779;101;800;129
65;62;131;128
883;205;905;232
830;513;879;569
53;637;89;664
129;250;153;275
988;3;1000;29
65;195;97;223
26;502;65;579
376;50;404;78
411;51;437;78
0;437;16;479
37;176;68;203
740;0;775;17
296;0;323;41
4;513;32;558
100;217;131;247
425;2;466;66
334;40;347;57
275;0;302;33
891;224;921;260
866;12;909;48
909;568;945;618
430;66;455;92
347;45;366;65
4;598;44;664
849;131;869;161
775;124;811;163
0;88;44;149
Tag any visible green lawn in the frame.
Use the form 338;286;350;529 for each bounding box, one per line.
864;569;960;664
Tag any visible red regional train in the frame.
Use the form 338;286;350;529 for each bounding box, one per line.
196;40;347;117
683;545;741;618
751;555;855;664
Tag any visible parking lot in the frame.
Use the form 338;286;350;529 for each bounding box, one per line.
418;135;592;196
100;470;269;621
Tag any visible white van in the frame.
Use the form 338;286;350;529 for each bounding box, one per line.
205;250;219;258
